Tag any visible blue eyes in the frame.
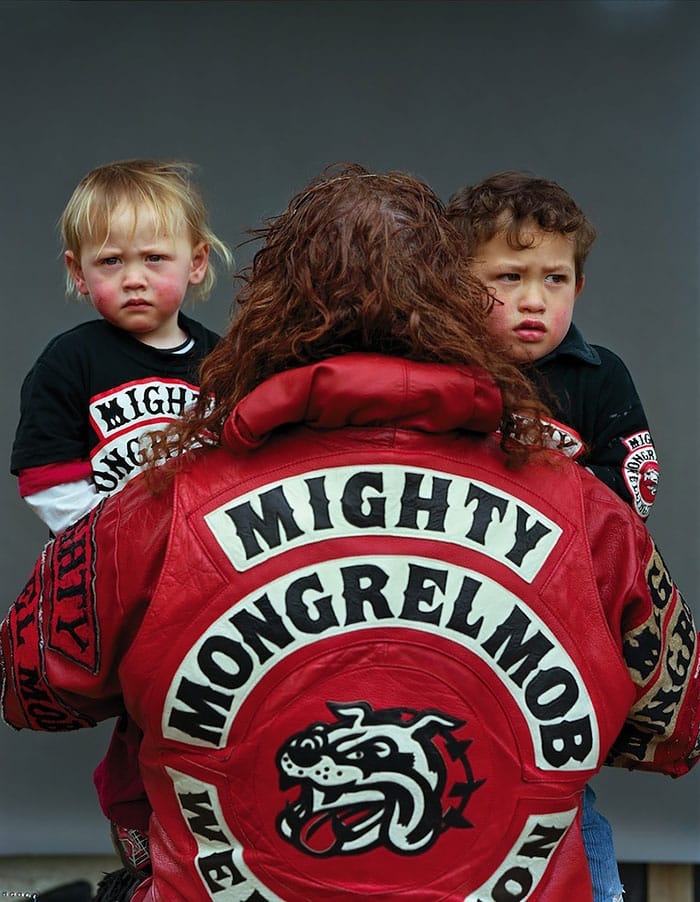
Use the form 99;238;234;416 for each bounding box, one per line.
99;254;166;266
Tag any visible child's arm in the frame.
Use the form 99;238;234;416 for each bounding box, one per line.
584;350;659;520
19;463;100;533
535;347;659;520
12;340;94;532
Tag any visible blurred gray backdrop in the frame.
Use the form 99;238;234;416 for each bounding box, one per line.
1;0;698;862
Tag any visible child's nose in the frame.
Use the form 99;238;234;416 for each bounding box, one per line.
122;263;147;288
518;284;546;312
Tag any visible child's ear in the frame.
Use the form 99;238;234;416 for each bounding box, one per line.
189;242;210;285
65;251;89;295
574;274;585;300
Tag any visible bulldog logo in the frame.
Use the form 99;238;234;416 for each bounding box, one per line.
639;461;659;505
622;430;660;518
276;701;483;857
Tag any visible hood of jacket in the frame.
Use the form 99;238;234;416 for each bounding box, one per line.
223;353;503;451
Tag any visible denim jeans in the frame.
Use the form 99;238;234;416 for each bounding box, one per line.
582;783;624;901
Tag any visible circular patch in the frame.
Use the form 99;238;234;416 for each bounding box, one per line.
622;431;660;518
221;629;526;899
638;460;660;506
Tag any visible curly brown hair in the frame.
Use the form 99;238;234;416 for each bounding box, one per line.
446;170;596;280
148;163;553;470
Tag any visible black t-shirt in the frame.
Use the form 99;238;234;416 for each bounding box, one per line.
530;324;658;518
12;313;220;495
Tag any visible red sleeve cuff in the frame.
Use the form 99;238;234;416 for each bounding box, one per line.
17;461;94;497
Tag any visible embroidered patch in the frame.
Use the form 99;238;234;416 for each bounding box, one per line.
504;415;584;459
612;542;696;770
46;508;100;673
4;554;94;730
161;546;596;900
622;431;659;518
276;702;482;857
542;418;584;459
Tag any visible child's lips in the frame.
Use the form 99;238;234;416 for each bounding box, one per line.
124;299;151;309
514;320;546;341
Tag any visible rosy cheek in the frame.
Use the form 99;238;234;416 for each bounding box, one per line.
90;296;112;318
552;307;574;330
484;303;509;335
88;285;112;307
152;275;190;308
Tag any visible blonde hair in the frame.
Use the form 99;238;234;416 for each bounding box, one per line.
60;159;233;299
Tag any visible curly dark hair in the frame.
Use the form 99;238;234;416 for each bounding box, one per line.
446;170;596;280
148;163;553;470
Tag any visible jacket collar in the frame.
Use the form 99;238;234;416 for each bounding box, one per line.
223;353;503;451
536;323;601;366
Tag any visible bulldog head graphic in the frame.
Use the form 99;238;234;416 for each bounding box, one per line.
276;701;482;856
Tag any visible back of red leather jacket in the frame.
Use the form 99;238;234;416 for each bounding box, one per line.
2;356;698;901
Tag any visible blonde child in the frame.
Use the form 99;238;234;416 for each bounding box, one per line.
12;158;231;531
11;159;232;883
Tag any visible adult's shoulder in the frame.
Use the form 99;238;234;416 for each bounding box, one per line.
578;463;648;552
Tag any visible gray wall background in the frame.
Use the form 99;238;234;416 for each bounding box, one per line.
1;0;698;861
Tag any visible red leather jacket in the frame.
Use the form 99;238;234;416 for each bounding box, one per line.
2;354;698;901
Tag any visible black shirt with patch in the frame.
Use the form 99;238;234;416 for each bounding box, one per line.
11;313;220;494
530;323;656;513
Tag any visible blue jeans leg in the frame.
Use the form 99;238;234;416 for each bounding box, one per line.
582;783;624;901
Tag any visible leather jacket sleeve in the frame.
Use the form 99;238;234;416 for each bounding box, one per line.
0;476;173;731
582;476;700;776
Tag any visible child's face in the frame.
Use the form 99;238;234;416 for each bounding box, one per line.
471;227;584;363
65;203;209;347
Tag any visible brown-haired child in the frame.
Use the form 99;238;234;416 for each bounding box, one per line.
447;170;658;902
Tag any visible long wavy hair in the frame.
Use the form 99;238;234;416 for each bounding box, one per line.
149;163;552;468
